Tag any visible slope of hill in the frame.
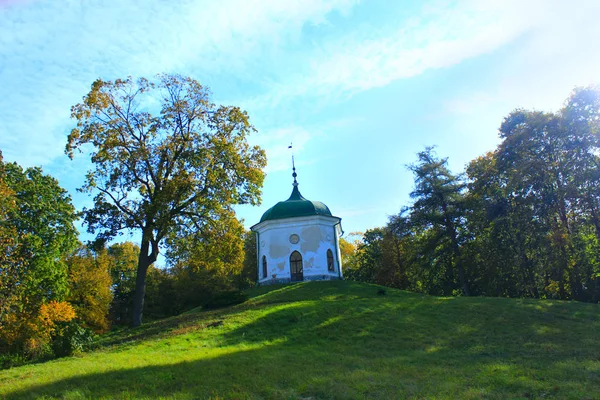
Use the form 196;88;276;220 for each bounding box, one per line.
1;281;599;399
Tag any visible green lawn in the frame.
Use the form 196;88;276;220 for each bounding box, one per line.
1;281;599;399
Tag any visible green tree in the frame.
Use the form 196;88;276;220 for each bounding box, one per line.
2;160;79;305
0;155;78;355
561;85;600;243
67;74;266;326
384;211;412;290
491;86;600;301
495;110;574;298
164;209;246;313
344;228;386;284
408;147;470;295
106;242;139;325
141;265;174;320
465;151;545;298
458;86;600;301
240;230;258;288
0;151;26;329
345;87;600;303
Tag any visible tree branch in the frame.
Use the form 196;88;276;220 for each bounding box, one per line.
97;186;144;229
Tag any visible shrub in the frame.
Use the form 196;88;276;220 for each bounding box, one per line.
0;352;27;370
51;321;94;357
203;291;248;310
0;301;76;360
24;301;77;358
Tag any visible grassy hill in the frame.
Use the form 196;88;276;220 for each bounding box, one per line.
1;281;599;399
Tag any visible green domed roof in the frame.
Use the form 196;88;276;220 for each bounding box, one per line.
259;184;333;223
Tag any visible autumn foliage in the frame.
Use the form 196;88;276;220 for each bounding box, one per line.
1;301;76;358
28;301;76;355
66;248;113;333
67;74;266;327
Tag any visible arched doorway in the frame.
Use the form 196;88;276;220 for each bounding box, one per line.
290;251;303;282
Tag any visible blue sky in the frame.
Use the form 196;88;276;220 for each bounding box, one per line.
1;0;600;244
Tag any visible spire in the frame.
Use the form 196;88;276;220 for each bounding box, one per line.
289;142;298;187
292;154;298;187
287;143;304;201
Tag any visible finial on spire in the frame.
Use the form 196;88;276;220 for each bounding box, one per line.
292;157;298;186
289;142;298;187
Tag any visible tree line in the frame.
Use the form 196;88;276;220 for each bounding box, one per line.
0;153;255;364
2;75;598;365
1;74;263;365
344;86;600;302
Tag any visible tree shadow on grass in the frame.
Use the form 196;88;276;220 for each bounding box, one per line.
95;281;419;349
91;282;311;348
4;291;600;400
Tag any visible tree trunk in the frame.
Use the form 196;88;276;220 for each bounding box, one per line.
587;193;600;243
131;234;158;328
515;230;539;298
441;202;470;296
558;273;566;300
447;232;469;296
393;237;407;289
456;259;470;296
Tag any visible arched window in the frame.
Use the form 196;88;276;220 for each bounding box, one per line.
327;249;334;272
290;251;303;282
262;256;268;279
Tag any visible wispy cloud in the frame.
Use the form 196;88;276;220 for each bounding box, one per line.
250;114;363;174
0;0;28;7
253;0;599;108
435;1;600;119
0;0;356;167
2;0;598;215
252;126;313;174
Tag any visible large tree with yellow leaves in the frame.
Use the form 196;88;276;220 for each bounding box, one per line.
66;74;266;327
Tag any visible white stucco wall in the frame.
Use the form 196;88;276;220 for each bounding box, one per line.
252;215;343;284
